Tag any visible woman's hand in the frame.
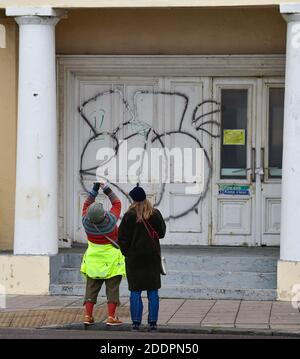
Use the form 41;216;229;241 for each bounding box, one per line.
92;182;100;192
99;181;106;189
93;181;107;191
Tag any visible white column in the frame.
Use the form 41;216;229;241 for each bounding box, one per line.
6;8;65;255
280;4;300;262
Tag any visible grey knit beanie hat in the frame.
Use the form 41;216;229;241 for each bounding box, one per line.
87;202;105;224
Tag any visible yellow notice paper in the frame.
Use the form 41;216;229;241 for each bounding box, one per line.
223;129;245;145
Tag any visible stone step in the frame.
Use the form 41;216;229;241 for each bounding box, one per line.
58;268;276;289
49;283;277;301
51;246;279;300
54;251;278;273
161;270;277;289
160;286;277;300
161;255;277;273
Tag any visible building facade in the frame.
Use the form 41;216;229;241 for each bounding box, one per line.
0;1;300;300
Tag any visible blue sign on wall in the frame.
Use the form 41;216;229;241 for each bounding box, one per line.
219;184;250;196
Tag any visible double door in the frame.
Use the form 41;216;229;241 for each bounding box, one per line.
211;78;284;246
71;77;211;245
68;76;284;246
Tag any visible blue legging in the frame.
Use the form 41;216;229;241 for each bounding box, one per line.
130;290;159;324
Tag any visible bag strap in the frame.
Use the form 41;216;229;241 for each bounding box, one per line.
142;218;159;239
142;218;161;255
92;224;120;249
142;218;153;239
103;234;120;249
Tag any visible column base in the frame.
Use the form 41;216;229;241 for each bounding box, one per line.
277;260;300;301
0;255;50;295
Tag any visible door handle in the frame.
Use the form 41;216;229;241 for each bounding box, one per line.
260;148;265;182
251;148;256;182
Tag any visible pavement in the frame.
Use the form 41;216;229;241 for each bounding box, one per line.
0;295;300;337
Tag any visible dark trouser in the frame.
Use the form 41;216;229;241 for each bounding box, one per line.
130;290;159;324
84;275;122;305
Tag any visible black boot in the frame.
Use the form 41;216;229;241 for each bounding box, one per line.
148;321;157;331
131;321;140;331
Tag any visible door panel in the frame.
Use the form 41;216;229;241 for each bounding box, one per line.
260;79;284;246
161;78;211;244
70;77;212;245
212;79;256;246
217;198;252;235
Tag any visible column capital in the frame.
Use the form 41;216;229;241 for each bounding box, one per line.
14;16;61;26
5;7;67;18
280;3;300;22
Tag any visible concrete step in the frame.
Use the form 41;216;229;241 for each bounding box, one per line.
159;255;277;273
58;268;276;290
49;283;277;301
53;250;278;273
51;246;279;300
160;286;277;300
161;270;276;289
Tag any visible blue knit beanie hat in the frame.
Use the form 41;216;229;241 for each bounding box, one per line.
129;184;146;202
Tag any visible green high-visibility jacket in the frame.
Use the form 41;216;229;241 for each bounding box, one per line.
81;242;126;279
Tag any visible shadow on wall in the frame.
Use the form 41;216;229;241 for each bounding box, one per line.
56;7;286;55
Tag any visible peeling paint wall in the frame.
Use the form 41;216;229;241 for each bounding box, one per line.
277;260;300;301
0;255;50;294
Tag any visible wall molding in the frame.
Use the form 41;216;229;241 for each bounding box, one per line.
57;54;286;78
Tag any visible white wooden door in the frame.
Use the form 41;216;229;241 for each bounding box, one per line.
161;78;212;245
69;77;212;245
212;78;257;246
211;77;284;246
260;79;284;246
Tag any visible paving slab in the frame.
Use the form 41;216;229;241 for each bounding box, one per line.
270;303;300;326
43;309;79;326
271;301;299;312
235;300;272;326
168;318;201;324
201;300;240;326
10;313;45;329
2;295;56;310
35;297;81;310
0;312;15;327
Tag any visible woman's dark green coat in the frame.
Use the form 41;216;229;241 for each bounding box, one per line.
118;209;166;292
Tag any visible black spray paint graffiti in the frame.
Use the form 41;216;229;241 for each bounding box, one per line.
78;89;221;220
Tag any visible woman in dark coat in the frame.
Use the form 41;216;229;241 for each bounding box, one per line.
118;185;166;331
